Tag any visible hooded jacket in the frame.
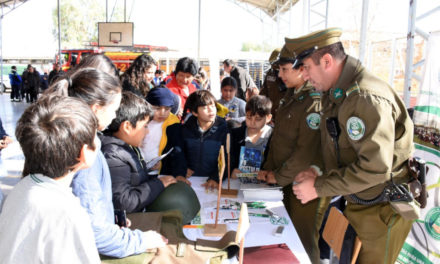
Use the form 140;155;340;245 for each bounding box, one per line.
100;134;164;213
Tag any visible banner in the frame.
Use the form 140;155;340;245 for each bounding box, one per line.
398;32;440;264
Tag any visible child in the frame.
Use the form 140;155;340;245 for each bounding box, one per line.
140;87;180;173
161;90;228;190
0;95;100;263
101;91;176;213
47;68;166;259
230;95;273;178
218;77;246;127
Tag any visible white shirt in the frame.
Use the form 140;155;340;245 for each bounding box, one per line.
0;174;100;264
140;120;163;162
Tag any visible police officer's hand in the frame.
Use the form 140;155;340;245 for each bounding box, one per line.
143;230;168;250
176;175;191;186
292;177;318;204
202;179;218;191
257;170;268;181
159;176;177;188
257;170;277;184
294;168;318;183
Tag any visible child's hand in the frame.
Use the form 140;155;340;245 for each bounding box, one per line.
159;176;177;188
202;179;218;191
231;169;242;179
0;140;6;150
176;176;191;186
3;136;13;144
186;169;194;178
143;230;168;249
151;162;161;171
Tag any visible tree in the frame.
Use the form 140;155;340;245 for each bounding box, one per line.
52;0;124;48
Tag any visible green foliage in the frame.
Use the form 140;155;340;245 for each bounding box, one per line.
52;0;125;48
241;41;273;52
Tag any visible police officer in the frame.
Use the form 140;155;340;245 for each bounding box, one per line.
291;28;415;263
259;48;287;122
258;41;329;264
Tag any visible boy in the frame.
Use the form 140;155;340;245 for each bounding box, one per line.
230;95;273;178
162;90;228;189
0;95;100;263
140;87;180;174
101;91;176;213
218;76;246;128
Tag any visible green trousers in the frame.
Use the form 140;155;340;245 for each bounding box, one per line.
283;184;330;264
344;202;412;264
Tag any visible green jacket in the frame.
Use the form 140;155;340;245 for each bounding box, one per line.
315;56;414;200
260;68;286;120
263;82;323;187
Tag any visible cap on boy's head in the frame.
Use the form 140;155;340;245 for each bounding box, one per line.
11;66;17;70
286;27;342;68
146;87;175;107
269;48;281;69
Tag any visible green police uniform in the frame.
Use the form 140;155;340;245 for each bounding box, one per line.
289;28;415;264
264;82;329;264
260;48;287;120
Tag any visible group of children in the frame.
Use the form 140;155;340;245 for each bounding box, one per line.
0;53;275;262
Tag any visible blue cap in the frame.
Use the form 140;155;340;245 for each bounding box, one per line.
146;87;175;107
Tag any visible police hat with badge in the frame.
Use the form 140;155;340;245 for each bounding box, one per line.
284;27;343;68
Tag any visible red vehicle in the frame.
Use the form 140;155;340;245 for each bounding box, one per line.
56;43;168;72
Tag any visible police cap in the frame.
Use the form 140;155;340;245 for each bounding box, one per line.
286;27;342;68
145;181;201;224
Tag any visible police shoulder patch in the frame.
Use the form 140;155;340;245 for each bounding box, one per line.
306;113;321;130
346;116;365;140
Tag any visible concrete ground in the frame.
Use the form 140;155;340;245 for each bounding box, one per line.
0;92;28;198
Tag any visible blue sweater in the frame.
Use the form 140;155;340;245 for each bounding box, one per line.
71;137;148;258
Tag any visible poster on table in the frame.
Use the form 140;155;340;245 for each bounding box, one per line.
397;32;440;264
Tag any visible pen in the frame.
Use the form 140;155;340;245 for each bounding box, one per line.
249;213;270;218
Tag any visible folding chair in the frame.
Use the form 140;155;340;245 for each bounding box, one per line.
322;207;362;264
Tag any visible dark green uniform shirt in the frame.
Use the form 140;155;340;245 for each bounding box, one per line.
260;68;286;120
264;82;323;187
315;56;414;200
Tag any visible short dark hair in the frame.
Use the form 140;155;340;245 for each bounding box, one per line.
106;91;154;134
308;42;346;65
222;59;234;67
46;67;121;107
175;57;198;76
16;95;98;178
245;95;272;117
121;54;157;97
155;69;162;75
221;76;237;90
183;90;216;117
75;54;119;77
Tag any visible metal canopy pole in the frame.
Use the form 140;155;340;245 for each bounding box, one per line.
197;0;201;62
58;0;61;66
1;9;3;91
359;0;369;63
403;0;417;107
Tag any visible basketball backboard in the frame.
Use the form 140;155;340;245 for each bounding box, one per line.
98;22;133;47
